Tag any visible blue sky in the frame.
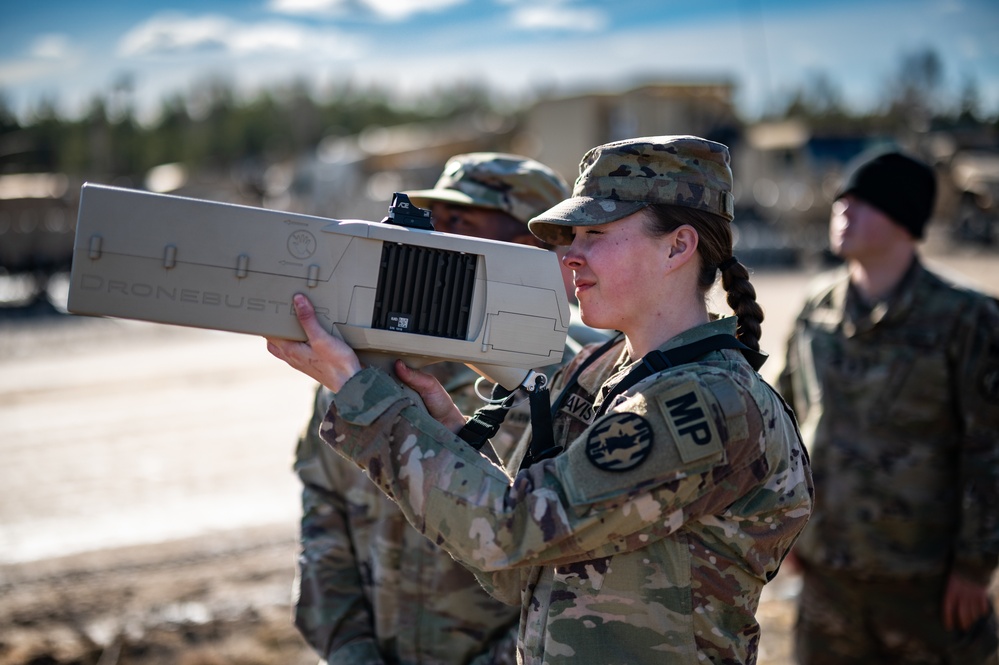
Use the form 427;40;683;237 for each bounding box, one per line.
1;0;998;124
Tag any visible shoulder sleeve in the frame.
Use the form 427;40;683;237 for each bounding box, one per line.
950;294;999;579
557;369;761;513
323;365;791;573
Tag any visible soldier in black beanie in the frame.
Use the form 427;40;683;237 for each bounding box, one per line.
779;147;999;664
836;150;937;239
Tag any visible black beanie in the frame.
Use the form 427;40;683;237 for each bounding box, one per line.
837;151;937;239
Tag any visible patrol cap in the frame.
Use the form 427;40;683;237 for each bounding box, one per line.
529;135;735;246
405;152;570;225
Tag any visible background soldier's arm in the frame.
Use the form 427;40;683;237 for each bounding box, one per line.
294;386;385;664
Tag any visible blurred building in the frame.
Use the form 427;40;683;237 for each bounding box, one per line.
734;121;999;258
733;120;892;262
515;81;742;184
276;113;519;220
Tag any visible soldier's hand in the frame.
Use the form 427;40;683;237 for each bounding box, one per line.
942;571;991;632
395;361;466;434
266;294;362;393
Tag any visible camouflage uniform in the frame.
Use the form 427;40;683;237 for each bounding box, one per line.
779;259;999;663
316;137;814;664
296;365;520;665
293;153;571;665
319;317;812;664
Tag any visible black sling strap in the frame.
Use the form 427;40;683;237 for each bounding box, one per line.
457;373;553;452
457;331;779;472
457;340;606;453
456;335;624;454
457;382;516;450
518;333;769;470
592;334;767;420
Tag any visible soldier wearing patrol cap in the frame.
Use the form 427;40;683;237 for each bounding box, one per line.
270;135;814;665
291;152;570;665
778;149;999;664
406;151;570;248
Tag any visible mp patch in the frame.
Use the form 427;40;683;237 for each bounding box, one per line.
656;383;722;463
585;412;654;472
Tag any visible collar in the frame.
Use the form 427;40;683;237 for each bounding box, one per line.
577;317;741;395
626;316;739;367
843;256;924;337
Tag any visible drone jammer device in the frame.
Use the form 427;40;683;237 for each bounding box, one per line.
67;184;570;390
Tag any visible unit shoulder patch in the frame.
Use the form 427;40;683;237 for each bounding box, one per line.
655;382;722;463
585;412;654;472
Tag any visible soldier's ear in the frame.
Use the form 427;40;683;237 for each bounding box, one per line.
666;225;699;267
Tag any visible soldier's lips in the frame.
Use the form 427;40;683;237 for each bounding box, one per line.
574;280;595;297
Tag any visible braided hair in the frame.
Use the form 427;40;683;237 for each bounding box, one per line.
644;204;765;352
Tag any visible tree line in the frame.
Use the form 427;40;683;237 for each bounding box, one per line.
1;48;996;182
0;78;499;180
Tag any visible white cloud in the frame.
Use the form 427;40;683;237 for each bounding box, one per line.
30;34;73;60
268;0;466;20
0;60;64;87
228;23;308;54
0;34;79;88
362;0;466;20
511;6;607;31
4;0;997;123
118;14;230;56
117;13;362;59
267;0;348;17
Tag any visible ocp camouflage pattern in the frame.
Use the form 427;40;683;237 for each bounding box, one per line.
529;135;735;246
321;317;813;664
778;259;999;582
294;360;522;665
406;152;570;226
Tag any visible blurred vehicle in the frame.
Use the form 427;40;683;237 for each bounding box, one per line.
949;150;999;245
927;130;999;246
0;173;77;274
733;120;892;265
0;173;80;305
0;165;264;308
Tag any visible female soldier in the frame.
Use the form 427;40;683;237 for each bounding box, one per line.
267;135;813;665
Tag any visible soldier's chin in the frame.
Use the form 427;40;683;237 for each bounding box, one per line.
576;303;608;331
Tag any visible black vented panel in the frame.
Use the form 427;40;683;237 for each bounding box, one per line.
372;243;476;339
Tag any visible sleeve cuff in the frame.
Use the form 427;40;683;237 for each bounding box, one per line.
332;367;411;426
953;555;999;587
326;637;385;664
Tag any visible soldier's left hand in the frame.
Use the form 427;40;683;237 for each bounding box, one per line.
266;294;362;393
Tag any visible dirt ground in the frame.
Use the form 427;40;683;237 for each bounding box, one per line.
1;237;997;665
